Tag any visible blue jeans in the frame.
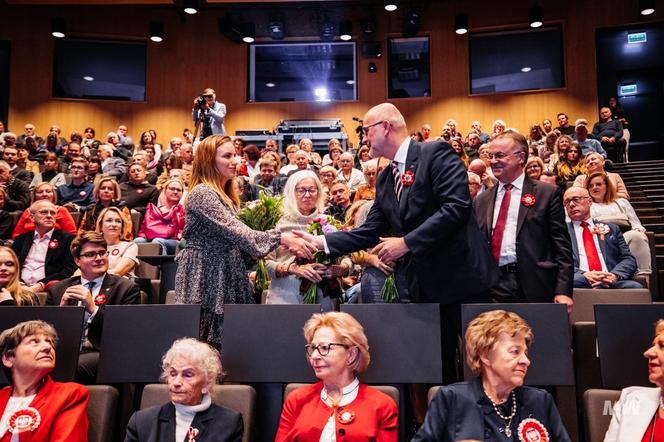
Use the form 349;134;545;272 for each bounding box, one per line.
134;237;178;255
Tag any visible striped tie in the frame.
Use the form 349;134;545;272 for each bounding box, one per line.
391;161;403;201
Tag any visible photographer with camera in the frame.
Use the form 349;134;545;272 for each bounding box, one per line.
192;88;227;140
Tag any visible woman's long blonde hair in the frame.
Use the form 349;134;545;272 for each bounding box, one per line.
188;135;239;208
0;247;31;305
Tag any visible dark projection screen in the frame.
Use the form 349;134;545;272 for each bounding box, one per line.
248;42;357;103
469;26;565;95
53;38;147;101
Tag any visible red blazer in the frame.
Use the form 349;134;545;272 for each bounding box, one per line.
0;376;89;442
11;206;78;239
276;382;398;442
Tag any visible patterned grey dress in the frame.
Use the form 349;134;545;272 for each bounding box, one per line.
175;184;281;347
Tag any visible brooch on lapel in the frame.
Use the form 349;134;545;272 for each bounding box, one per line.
94;294;107;306
401;171;414;187
79;191;87;197
337;408;356;424
8;407;41;434
517;418;549;442
136;188;144;194
48;239;59;250
521;194;536;207
592;223;610;241
187;427;199;442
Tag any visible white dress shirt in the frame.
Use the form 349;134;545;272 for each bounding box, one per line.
492;174;524;266
571;219;608;272
22;229;54;286
319;378;360;442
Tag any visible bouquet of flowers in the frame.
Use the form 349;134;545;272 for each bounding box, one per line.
301;216;346;304
237;192;283;294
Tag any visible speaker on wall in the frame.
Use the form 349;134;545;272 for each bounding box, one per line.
362;41;382;58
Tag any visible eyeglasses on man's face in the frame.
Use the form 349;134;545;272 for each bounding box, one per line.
361;120;383;135
563;196;590;207
305;342;348;357
79;250;109;259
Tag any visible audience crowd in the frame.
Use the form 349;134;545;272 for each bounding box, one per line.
0;99;647;440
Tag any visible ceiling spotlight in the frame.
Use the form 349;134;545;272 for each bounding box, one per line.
183;0;198;15
242;23;255;43
149;22;164;43
521;66;532;72
640;0;655;15
384;2;397;12
368;62;377;73
339;20;352;41
51;18;66;38
269;21;284;40
265;82;276;88
529;5;543;28
320;21;335;41
454;13;468;35
346;80;355;85
403;10;420;38
83;76;94;81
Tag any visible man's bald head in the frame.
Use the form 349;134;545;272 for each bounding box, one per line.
468;159;486;175
364;103;407;130
362;103;409;160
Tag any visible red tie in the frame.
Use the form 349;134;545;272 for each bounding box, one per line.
491;183;512;263
581;221;603;271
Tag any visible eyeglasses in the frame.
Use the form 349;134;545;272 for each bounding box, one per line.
488;151;522;160
340;159;353;164
295;187;318;196
563;196;590;207
361;120;383;135
34;209;57;216
70;166;86;170
79;250;109;259
305;342;348;357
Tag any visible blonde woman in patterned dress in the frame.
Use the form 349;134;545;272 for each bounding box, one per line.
174;135;315;349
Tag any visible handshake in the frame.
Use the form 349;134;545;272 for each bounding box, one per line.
280;230;410;268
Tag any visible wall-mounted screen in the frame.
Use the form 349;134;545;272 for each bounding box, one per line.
388;37;430;98
53;38;147;101
469;26;565;95
248;42;357;103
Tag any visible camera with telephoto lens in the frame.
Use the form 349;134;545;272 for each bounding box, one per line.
195;95;207;109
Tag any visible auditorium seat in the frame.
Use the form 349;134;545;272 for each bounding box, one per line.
570;288;651;323
135;242;161;280
86;385;119;442
139;384;255;442
582;389;621;442
35;291;47;306
284;383;400;406
130;210;143;239
165;290;176;304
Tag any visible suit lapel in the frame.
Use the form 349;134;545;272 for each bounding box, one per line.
158;403;177;442
189;406;215;441
398;140;419;215
567;222;579;266
594;221;609;264
485;185;499;238
516;177;534;237
99;274;116;303
44;229;60;266
377;166;403;232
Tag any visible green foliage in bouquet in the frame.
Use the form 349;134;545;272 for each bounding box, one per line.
302;216;346;304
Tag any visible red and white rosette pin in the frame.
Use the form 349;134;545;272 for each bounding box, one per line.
8;407;41;434
79;191;87;197
401;171;415;187
517;418;549;442
94;294;107;306
187;427;199;442
48;239;59;250
111;248;120;256
337;408;355;424
136;188;144;194
521;193;536;207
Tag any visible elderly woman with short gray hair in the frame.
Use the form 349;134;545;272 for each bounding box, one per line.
336;152;366;193
125;338;243;442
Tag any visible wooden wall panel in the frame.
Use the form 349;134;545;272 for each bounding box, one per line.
0;0;660;145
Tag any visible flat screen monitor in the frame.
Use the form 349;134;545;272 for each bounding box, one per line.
53;38;147;101
248;42;357;103
469;26;565;95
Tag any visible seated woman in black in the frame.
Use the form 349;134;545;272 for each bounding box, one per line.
414;310;570;441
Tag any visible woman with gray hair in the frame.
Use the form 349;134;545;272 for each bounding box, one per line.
125;337;243;442
336;152;366;193
264;171;351;309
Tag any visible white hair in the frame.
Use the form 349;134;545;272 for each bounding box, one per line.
282;170;325;220
161;338;223;390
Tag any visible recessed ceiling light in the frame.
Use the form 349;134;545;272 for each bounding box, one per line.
265;82;275;88
83;76;94;81
384;3;397;12
521;66;532;72
346;80;355;85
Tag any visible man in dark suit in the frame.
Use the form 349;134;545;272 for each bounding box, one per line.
474;130;574;311
46;231;140;383
13;200;77;292
564;187;642;289
295;102;498;381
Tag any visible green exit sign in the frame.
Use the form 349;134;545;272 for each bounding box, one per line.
627;32;647;44
619;84;637;96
